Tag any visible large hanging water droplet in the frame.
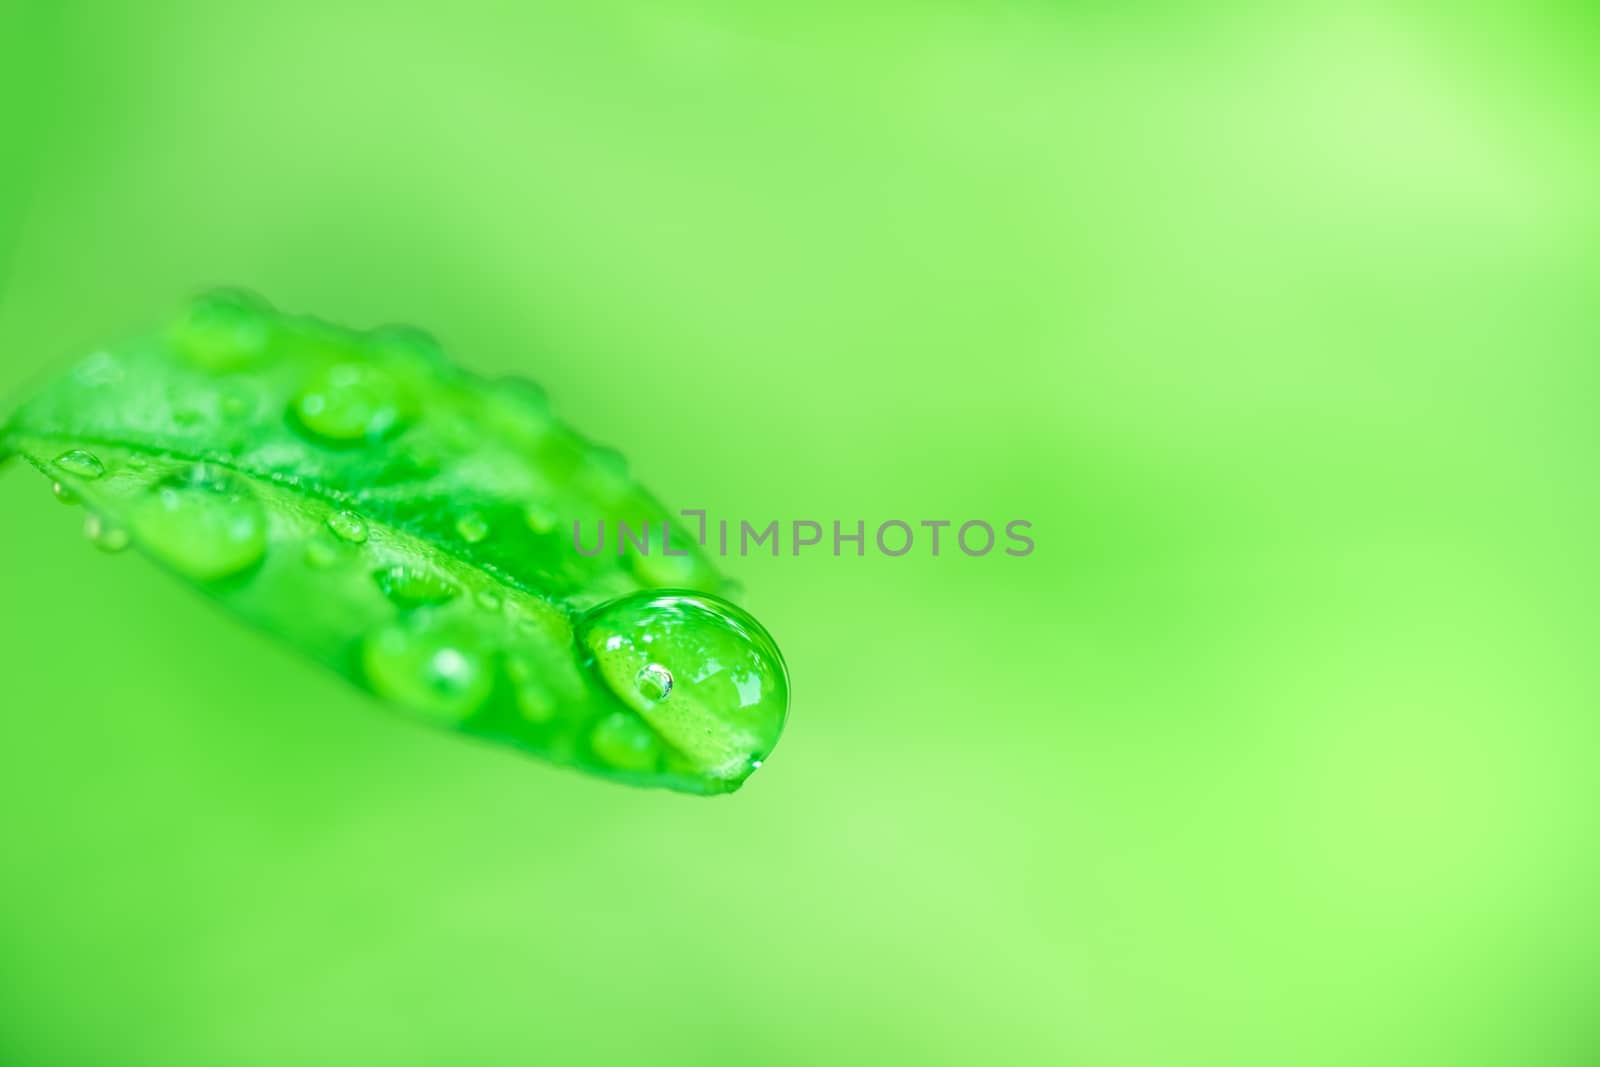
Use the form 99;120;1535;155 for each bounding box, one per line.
54;449;106;480
130;466;269;581
327;509;369;544
172;289;276;371
361;615;493;725
373;563;458;608
588;711;663;773
83;514;130;553
578;592;788;786
290;363;414;445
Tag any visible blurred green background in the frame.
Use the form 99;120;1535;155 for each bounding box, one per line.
1;3;1595;1065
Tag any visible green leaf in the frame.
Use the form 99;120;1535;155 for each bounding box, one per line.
0;290;788;795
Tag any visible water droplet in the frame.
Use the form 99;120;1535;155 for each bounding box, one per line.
361;616;493;724
54;449;105;480
373;563;458;608
627;535;705;587
578;592;788;785
524;504;558;534
327;509;369;544
496;378;549;415
73;351;125;387
220;385;255;419
366;324;446;367
475;589;502;611
83;514;130;553
588;711;662;773
130;467;269;581
456;512;490;544
505;653;558;723
172;289;276;371
52;482;79;506
290;363;414;445
127;455;150;471
636;663;673;702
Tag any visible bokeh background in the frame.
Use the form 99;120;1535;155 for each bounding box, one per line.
1;4;1596;1065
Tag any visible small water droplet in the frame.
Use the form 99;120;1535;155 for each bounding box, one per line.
373;564;458;608
290;363;414;445
54;449;106;480
220;385;255;419
456;512;490;544
524;504;558;534
326;509;369;544
73;351;125;387
636;663;673;702
362;616;493;724
366;324;446;367
52;482;79;506
505;653;558;723
496;378;549;415
83;514;131;553
130;466;269;581
475;589;502;611
127;455;150;471
589;711;662;773
173;288;276;371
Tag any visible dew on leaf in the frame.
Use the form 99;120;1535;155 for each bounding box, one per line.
327;509;369;544
361;616;493;724
373;563;458;608
172;289;276;371
53;449;105;480
130;466;269;581
291;363;413;445
366;324;446;368
220;385;255;419
505;653;558;724
52;482;79;505
579;592;788;783
589;711;662;773
456;511;490;544
83;514;130;553
524;504;558;534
